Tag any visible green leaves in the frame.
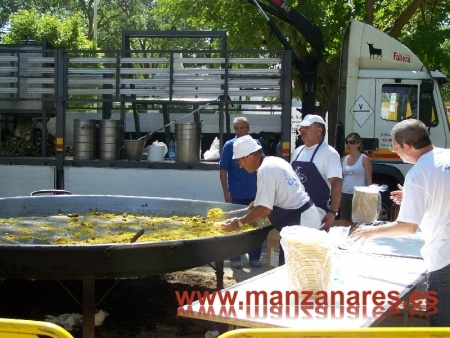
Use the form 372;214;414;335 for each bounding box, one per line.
2;9;91;49
1;0;448;104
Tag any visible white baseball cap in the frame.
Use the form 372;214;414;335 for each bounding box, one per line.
232;135;262;159
299;114;326;127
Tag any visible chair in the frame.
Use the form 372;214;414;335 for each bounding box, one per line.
0;318;74;338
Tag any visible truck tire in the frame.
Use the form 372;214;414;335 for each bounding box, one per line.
378;190;393;221
373;174;401;222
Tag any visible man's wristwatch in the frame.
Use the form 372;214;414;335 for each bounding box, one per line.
237;218;244;227
328;209;338;216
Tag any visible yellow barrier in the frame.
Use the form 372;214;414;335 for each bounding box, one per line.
218;327;450;338
0;318;74;338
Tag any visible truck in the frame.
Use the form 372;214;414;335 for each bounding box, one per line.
0;1;448;222
255;0;449;220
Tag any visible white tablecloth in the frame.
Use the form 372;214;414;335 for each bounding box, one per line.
178;247;427;329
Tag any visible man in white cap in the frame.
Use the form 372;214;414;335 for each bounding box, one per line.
219;135;321;264
291;114;342;231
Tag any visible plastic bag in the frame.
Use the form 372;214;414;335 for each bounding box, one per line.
280;226;334;292
352;184;387;224
203;137;220;161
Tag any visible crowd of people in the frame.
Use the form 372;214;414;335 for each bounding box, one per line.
217;115;449;327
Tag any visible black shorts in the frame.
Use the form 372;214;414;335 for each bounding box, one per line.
339;193;353;220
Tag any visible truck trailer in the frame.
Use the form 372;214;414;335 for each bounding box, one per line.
0;1;448;221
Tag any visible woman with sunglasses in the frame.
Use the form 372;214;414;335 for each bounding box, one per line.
340;133;372;229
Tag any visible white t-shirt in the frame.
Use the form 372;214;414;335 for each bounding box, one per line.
291;142;342;190
396;148;450;272
254;156;321;228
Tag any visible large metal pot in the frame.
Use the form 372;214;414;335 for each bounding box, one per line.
0;195;271;280
175;122;201;162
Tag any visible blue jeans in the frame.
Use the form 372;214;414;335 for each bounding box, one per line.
230;197;262;263
427;262;450;326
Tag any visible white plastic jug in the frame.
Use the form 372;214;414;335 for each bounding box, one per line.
148;141;168;162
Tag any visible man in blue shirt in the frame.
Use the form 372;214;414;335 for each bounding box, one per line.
219;117;262;268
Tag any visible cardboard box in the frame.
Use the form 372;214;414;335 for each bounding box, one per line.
266;229;280;270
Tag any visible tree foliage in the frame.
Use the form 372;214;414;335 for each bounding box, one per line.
1;0;448;105
1;9;91;49
152;0;450;110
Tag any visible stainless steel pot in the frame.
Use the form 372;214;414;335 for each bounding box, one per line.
123;139;145;161
175;122;201;162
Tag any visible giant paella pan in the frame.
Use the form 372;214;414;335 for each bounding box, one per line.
0;194;272;280
0;194;272;338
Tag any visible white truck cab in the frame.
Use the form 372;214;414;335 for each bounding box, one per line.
338;19;449;217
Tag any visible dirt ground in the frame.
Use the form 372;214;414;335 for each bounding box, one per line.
0;269;239;338
0;246;430;338
0;258;264;338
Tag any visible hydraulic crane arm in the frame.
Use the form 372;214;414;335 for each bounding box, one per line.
248;0;324;116
249;0;323;55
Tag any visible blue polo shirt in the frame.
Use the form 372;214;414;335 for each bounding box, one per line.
219;137;258;200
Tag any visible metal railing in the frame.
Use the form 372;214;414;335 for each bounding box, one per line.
0;48;288;105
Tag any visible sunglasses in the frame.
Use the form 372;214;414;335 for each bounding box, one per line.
346;140;358;145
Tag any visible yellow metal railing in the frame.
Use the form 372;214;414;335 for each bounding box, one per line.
218;327;450;338
0;318;73;338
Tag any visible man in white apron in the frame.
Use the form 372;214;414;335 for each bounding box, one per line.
219;135;321;264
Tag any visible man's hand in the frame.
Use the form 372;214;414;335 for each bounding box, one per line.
219;217;240;232
390;184;403;205
320;212;334;232
223;190;232;203
350;226;378;245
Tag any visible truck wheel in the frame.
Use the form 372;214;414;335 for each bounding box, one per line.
378;190;395;221
378;202;391;221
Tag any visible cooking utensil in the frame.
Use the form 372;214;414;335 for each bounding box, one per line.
124;139;146;161
0;236;22;245
0;195;272;338
137;102;211;142
130;229;145;243
220;207;248;216
0;195;271;279
207;207;248;219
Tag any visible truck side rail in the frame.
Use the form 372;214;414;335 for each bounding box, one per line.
0;48;286;105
